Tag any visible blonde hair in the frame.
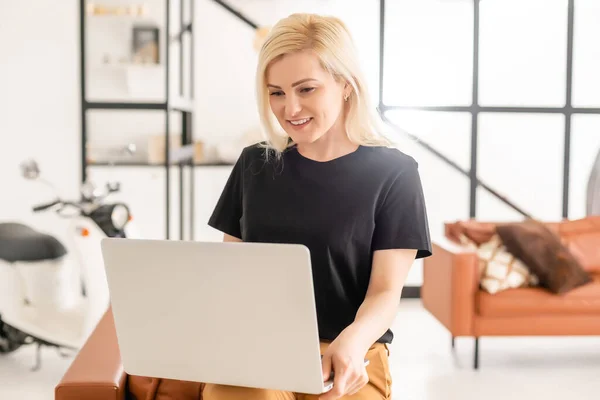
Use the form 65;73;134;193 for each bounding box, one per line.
255;13;392;156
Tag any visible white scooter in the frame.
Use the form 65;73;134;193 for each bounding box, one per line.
0;156;138;371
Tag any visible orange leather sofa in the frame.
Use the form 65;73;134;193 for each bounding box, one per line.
54;218;600;398
421;217;600;369
55;308;126;400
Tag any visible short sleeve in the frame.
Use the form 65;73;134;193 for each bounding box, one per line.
372;160;432;259
207;151;245;239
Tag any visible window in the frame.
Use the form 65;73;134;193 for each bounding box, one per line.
381;0;599;221
383;0;473;106
380;0;600;286
479;0;568;107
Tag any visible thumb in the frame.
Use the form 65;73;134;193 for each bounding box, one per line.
321;354;333;381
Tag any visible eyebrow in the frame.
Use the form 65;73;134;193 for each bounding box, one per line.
267;78;318;89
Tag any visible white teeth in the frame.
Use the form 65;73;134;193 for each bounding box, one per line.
290;118;310;125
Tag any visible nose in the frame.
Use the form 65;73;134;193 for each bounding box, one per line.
285;94;302;117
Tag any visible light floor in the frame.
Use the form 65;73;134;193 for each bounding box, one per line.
1;300;600;399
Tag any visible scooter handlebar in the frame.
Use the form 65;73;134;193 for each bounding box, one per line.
32;200;61;212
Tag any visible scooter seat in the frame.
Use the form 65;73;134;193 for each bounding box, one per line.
0;222;67;263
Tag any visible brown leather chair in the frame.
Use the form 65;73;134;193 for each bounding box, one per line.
421;217;600;369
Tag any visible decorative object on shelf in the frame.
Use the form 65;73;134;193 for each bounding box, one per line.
86;3;149;17
147;134;182;164
132;25;160;64
86;142;145;165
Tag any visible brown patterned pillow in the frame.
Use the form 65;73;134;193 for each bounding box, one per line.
496;219;592;294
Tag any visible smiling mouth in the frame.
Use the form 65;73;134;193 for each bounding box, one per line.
287;117;312;127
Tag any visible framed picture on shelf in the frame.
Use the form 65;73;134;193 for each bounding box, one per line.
132;25;160;64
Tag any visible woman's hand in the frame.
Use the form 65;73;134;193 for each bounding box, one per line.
319;331;370;399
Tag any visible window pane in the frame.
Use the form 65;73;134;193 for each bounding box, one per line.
569;115;600;218
477;113;565;221
479;0;568;107
572;0;600;107
384;110;472;285
382;0;473;106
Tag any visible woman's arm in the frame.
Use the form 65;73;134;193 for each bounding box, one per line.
223;233;242;242
320;248;417;399
343;248;417;352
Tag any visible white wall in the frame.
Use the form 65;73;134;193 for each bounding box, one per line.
2;0;600;287
0;1;80;242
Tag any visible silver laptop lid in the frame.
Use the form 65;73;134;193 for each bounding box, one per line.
101;238;326;394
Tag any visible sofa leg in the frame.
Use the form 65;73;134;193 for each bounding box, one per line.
474;337;479;370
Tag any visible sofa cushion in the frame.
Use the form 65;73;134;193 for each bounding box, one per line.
128;376;203;400
496;219;592;294
477;273;600;317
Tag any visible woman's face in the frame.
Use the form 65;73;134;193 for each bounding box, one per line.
266;50;347;145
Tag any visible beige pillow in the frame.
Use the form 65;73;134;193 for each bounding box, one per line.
459;233;538;294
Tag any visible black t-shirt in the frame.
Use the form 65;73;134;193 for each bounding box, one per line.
208;143;432;344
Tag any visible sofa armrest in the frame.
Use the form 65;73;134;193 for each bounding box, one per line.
421;237;480;336
55;308;127;400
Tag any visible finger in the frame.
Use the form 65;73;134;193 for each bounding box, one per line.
320;365;350;400
321;354;333;382
332;364;353;397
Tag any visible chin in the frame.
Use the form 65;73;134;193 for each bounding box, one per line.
288;133;323;145
285;128;325;145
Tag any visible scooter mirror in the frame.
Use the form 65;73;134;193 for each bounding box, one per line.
20;159;40;180
81;181;99;200
124;143;136;156
107;181;121;193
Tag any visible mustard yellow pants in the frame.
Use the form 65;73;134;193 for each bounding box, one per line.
202;341;392;400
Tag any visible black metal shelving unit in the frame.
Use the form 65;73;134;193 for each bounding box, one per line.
79;0;196;240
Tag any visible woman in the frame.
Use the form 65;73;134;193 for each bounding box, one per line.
206;13;432;400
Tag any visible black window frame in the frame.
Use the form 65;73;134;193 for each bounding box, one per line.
378;0;600;220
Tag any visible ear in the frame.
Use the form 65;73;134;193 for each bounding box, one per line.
343;82;352;101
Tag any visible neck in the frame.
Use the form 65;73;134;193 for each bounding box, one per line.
296;120;358;162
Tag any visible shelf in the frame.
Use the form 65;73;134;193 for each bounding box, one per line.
87;161;234;167
92;63;163;72
84;99;193;112
85;101;167;110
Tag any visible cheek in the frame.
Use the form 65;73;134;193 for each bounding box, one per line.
316;96;341;123
268;98;283;117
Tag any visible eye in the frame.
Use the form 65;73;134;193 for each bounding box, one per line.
269;91;284;97
300;87;315;94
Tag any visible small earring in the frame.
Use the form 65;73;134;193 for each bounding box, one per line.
344;94;349;102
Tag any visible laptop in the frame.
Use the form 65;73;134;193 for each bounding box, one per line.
100;238;336;394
